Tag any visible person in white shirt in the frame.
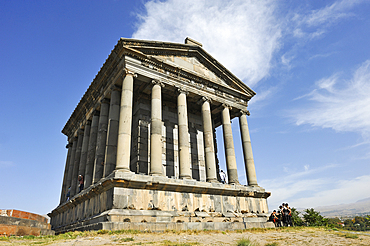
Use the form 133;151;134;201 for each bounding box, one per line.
220;170;226;184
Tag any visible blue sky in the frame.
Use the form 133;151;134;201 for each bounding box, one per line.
1;0;369;215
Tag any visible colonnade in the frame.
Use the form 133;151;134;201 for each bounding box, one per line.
59;70;258;203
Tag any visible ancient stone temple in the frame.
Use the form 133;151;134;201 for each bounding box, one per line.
49;37;272;233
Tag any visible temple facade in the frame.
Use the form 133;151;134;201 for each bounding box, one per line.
49;38;272;233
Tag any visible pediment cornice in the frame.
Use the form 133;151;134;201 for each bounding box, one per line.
118;38;256;98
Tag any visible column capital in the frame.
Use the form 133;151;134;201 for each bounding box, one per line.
201;96;212;104
124;68;137;78
240;110;250;116
86;119;92;125
222;103;232;110
77;129;84;135
110;84;122;92
93;110;100;116
100;98;110;104
152;79;165;87
176;87;189;96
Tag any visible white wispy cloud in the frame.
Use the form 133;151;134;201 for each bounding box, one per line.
0;161;14;168
261;164;370;209
291;0;363;40
133;0;282;87
291;60;370;138
293;175;370;208
305;0;360;27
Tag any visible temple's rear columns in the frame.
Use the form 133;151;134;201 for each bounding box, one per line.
78;120;91;182
116;69;135;172
239;110;258;186
84;110;99;187
150;80;164;176
104;87;121;177
60;142;72;203
177;89;191;179
201;97;217;182
221;105;239;184
66;137;77;194
71;129;84;196
93;99;110;183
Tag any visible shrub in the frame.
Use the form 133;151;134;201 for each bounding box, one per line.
236;237;260;246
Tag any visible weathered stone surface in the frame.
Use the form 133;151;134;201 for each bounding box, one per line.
52;38;270;233
0;210;54;236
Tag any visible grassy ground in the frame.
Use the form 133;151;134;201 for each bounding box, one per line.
0;227;369;245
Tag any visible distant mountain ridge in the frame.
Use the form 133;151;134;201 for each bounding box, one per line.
315;197;370;218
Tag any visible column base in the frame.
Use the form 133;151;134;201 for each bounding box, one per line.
150;173;164;176
180;175;192;180
115;168;133;173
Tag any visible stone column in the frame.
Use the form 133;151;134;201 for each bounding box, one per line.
116;69;136;172
239;110;258;186
93;99;110;183
84;110;99;187
66;137;77;193
221;105;239;184
150;80;164;176
60;142;72;203
201;97;217;182
71;129;84;197
177;89;191;179
103;87;121;177
78;120;91;181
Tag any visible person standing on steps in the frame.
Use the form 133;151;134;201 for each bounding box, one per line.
78;175;84;193
220;170;226;184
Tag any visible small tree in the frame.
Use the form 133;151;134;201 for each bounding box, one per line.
291;207;304;226
327;217;342;228
303;208;328;226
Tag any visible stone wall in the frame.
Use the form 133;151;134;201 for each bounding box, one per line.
50;171;270;233
0;210;54;236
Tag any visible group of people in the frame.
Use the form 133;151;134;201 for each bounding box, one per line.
269;203;294;227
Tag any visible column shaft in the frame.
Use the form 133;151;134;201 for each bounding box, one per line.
104;88;121;177
60;143;72;203
116;71;135;171
84;111;99;187
201;99;217;182
150;81;163;176
177;90;191;179
239;112;258;186
93;100;110;183
221;106;239;184
70;130;84;197
66;138;77;193
78;121;91;179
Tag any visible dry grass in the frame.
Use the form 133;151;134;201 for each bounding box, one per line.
1;227;369;245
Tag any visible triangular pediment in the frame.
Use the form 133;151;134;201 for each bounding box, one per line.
119;38;256;99
152;55;229;87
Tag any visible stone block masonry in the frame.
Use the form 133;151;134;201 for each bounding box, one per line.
50;37;271;233
0;209;54;236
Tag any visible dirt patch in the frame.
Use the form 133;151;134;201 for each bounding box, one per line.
1;227;369;245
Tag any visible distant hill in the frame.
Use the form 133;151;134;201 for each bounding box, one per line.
315;197;370;218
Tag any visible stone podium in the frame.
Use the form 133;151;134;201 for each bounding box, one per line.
49;38;272;233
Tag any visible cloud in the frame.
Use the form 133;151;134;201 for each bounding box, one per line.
291;60;370;138
293;175;370;208
260;164;337;209
0;161;14;168
305;0;360;27
261;164;370;209
132;0;282;87
291;0;363;40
